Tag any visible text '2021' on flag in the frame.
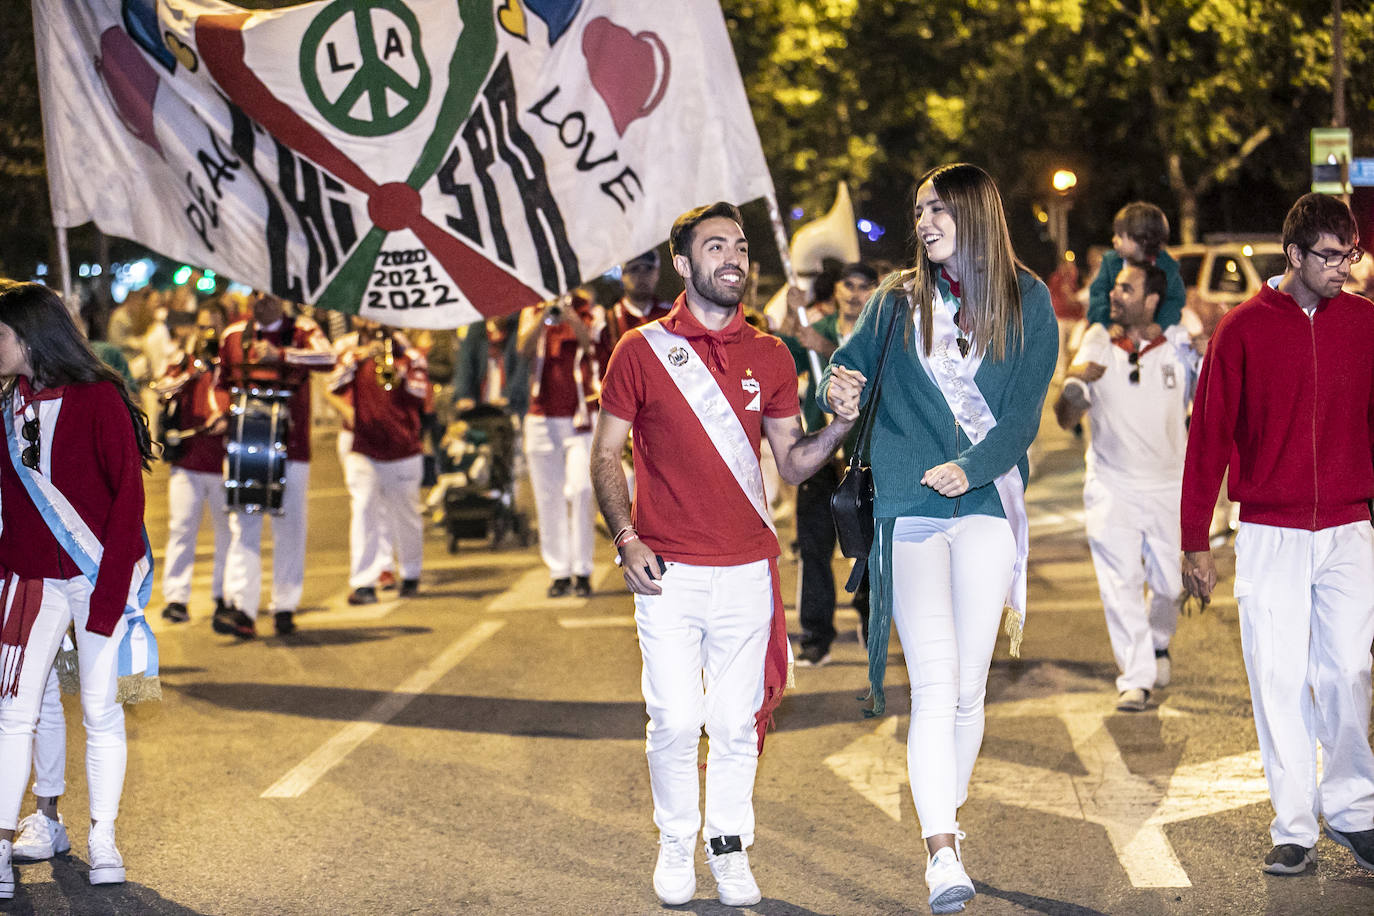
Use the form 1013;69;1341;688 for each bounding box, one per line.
33;0;777;328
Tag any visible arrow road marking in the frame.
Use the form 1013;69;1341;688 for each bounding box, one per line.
826;690;1272;888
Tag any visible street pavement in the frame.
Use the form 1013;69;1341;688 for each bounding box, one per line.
4;407;1374;915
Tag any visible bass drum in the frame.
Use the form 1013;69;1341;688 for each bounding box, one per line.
225;386;291;514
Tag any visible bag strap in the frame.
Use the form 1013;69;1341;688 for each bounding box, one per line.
848;295;907;467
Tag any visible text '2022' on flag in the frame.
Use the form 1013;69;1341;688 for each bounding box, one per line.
33;0;776;328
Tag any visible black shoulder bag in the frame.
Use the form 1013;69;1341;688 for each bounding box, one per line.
830;296;906;589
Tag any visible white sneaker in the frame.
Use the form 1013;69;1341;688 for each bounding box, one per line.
1154;650;1172;688
0;839;14;900
708;849;761;907
925;845;975;914
652;835;695;905
12;811;70;861
87;821;125;885
1116;687;1150;712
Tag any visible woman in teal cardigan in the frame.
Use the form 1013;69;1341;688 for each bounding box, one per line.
819;163;1057;915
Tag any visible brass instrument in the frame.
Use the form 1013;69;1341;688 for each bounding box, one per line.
374;328;398;391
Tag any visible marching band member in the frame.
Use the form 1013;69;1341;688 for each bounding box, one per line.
215;292;334;638
609;250;672;344
0;281;159;896
326;319;429;605
153;300;231;623
517;289;611;598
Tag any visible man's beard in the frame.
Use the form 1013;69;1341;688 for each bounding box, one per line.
690;261;743;308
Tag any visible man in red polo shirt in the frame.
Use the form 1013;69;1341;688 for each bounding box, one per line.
592;201;865;907
1181;193;1374;876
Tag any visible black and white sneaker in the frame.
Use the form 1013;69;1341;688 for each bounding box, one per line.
1262;843;1315;875
796;645;832;667
1325;824;1374;872
161;602;189;623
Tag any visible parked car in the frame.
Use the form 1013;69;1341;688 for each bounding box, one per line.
1170;237;1286;334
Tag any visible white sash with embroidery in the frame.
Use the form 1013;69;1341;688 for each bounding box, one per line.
914;290;1031;652
639;321;775;535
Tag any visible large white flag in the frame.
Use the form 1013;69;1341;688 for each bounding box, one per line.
33;0;775;327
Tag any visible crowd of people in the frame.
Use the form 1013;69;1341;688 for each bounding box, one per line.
0;173;1372;912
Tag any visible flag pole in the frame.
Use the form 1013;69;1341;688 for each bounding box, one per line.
56;225;73;305
764;193;824;380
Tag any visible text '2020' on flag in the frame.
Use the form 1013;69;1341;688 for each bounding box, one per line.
33;0;775;328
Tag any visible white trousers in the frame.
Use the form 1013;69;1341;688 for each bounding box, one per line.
1083;476;1182;692
161;467;231;605
891;514;1015;838
523;415;594;579
224;459;311;618
0;576;127;830
343;451;424;588
31;669;65;799
1234;521;1374;846
635;560;773;846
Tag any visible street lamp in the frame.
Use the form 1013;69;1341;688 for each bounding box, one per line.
1048;169;1078;256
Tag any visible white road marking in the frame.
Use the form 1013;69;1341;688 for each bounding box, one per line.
261;619;505;798
485;563;614;612
558;616;636;629
826;691;1270;888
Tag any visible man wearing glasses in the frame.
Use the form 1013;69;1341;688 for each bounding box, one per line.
1181;192;1374;876
1055;260;1200;712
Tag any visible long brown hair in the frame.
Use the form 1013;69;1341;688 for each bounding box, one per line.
0;280;156;470
878;163;1025;360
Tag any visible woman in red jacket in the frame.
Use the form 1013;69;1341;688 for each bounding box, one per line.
0;281;155;899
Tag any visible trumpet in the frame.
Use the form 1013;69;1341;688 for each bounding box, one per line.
374;329;398;391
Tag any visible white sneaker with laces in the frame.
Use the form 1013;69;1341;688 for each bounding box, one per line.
652;835;695;905
708;849;761;907
925;844;975;914
1;839;14;900
12;811;70;861
87;821;125;885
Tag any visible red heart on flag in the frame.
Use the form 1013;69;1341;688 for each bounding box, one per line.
581;17;670;137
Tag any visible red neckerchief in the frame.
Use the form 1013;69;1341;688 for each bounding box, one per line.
661;295;745;373
940;267;962;301
1112;332;1168;358
14;376;67;416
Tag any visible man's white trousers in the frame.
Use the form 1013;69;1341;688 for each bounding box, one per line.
161;467;230;605
1234;520;1374;846
1083;475;1181;692
635;559;772;846
343;451;424;588
523;415;594;579
224;459;311;617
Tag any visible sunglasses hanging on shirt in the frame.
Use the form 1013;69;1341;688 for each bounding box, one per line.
20;409;40;469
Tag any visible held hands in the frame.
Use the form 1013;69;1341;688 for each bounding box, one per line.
827;366;868;421
1181;550;1217;603
921;461;969;497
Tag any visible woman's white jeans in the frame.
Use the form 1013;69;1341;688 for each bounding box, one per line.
635;560;772;846
523;415;594;579
890;514;1015;838
0;575;127;830
1233;521;1374;846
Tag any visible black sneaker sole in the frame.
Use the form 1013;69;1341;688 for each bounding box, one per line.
1325;826;1374;871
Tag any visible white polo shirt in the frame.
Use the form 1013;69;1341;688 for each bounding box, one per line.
1071;324;1199;489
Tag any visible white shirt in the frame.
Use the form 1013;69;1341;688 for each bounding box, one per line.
1071;323;1199;488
